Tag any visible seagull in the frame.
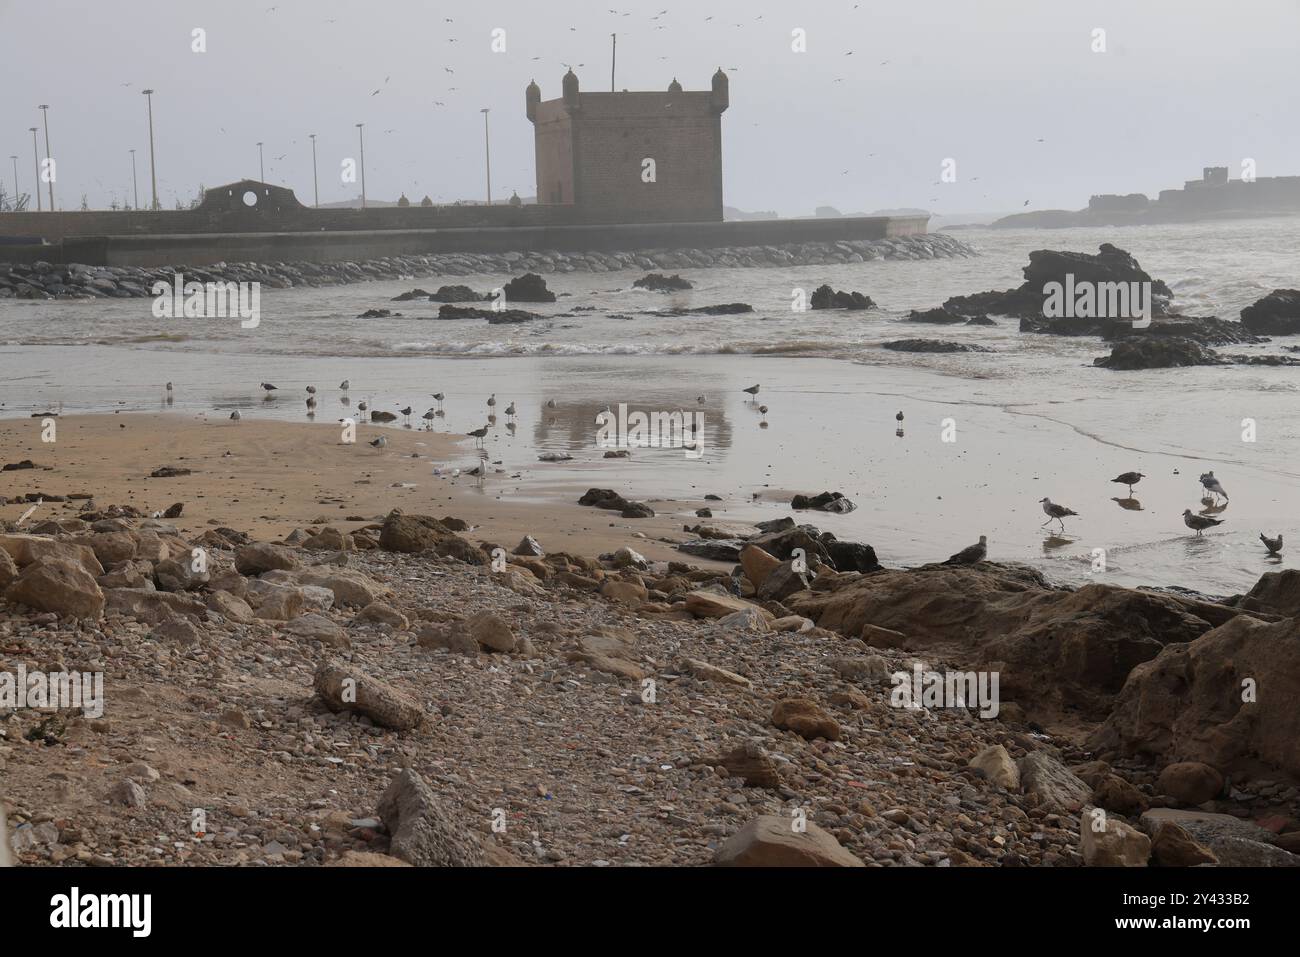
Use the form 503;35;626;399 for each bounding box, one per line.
400;405;412;425
896;411;904;423
487;393;497;411
742;384;760;401
1039;497;1078;531
758;404;768;421
1183;509;1224;536
1199;471;1229;502
306;385;316;394
339;379;350;391
357;399;369;419
696;395;705;404
943;535;987;565
421;408;437;428
260;382;278;392
504;401;517;420
165;381;173;393
369;436;387;449
229;410;241;423
467;425;489;447
1111;471;1144;495
306;395;317;412
546;399;557;409
432;392;445;408
1260;532;1283;555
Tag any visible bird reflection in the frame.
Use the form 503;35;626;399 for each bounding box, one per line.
1200;499;1227;515
1041;534;1073;550
1112;496;1143;511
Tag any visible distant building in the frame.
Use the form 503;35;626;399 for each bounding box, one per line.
397;193;410;207
526;69;729;223
198;180;305;214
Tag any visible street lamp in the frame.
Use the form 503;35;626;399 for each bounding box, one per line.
28;128;41;211
308;133;319;207
481;108;492;205
141;89;159;210
129;149;139;210
355;123;366;209
38;105;53;211
8;156;18;211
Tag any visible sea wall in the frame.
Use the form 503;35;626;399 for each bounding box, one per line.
0;232;974;300
0;215;928;268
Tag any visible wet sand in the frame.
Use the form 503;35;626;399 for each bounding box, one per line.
0;413;714;565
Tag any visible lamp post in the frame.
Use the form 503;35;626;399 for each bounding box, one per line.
28;128;41;211
141;89;158;210
9;155;18;210
308;133;319;207
355;123;366;209
257;141;264;182
38;104;54;210
480;108;492;205
129;149;139;210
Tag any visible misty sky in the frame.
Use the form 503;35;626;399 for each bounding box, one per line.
2;0;1298;216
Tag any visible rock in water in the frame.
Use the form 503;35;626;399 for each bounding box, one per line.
376;769;486;867
632;272;693;292
714;816;865;867
1240;289;1300;335
810;284;875;310
502;272;556;303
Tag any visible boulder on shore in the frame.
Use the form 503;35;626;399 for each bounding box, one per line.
1240;289;1300;335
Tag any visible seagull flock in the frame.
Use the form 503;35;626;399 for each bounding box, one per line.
946;466;1280;565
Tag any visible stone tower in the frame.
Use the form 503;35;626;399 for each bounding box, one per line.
525;70;728;223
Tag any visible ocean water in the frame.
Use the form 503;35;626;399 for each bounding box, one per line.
2;216;1298;596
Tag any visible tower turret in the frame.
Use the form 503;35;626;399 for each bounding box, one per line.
711;68;729;113
667;77;683;93
526;79;541;123
562;68;580;109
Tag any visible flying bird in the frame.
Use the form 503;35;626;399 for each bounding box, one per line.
1183;510;1224;536
943;535;987;565
1111;471;1144;495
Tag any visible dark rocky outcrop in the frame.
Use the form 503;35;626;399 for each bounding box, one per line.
659;303;754;316
882;339;993;353
904;306;966;324
357;308;401;319
428;284;489;302
810;284;875;310
944;243;1173;321
390;288;431;302
502;272;556;303
577;488;655;519
1240;289;1300;335
632;273;693;292
436;304;539;323
1093;337;1219;369
791;491;856;513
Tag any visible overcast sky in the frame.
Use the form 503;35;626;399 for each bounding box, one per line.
2;0;1298;215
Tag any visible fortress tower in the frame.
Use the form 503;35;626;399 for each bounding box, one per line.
526;69;729;223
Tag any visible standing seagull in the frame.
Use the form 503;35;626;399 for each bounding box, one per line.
400;405;412;425
487;393;497;412
467;425;489;448
943;535;987;565
368;435;387;450
432;392;445;409
229;410;241;424
896;411;904;423
1111;471;1144;495
742;384;760;402
1183;509;1224;536
758;404;768;422
504;401;517;420
1039;497;1078;532
421;408;437;428
339;379;350;391
1260;532;1283;556
306;385;317;394
1199;471;1229;502
260;382;278;393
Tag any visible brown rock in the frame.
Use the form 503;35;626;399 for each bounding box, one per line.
599;579;648;605
464;611;516;653
4;558;104;619
1080;807;1151;866
740;544;781;588
714;816;865;867
970;745;1020;790
376;769;485;866
1150;821;1218;867
234;542;300;575
1156;762;1224;806
716;742;782;788
771;698;841;741
313;660;425;730
678;657;752;688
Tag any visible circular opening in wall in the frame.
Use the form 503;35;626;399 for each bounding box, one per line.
242;190;258;207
